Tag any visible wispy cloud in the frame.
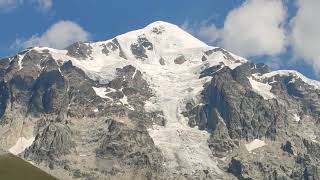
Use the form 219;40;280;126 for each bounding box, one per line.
0;0;23;12
32;0;52;11
14;20;90;49
0;0;53;12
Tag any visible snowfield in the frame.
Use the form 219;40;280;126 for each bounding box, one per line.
255;70;320;89
9;136;35;155
248;77;276;100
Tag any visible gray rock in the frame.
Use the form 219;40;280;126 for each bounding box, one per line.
208;109;239;157
110;38;127;59
199;64;224;78
159;57;165;65
193;62;320;179
205;47;237;62
137;35;153;50
174;55;186;64
131;43;147;59
96;118;164;179
0;81;9;119
100;44;110;56
130;35;153;60
66;42;92;59
202;55;207;62
25;122;74;163
186;64;286;140
228;156;291;180
28;70;66;114
0;58;10;78
151;26;165;34
282;141;295;155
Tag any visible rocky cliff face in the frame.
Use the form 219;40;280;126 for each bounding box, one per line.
0;21;319;180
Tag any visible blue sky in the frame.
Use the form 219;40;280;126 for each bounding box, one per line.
0;0;319;80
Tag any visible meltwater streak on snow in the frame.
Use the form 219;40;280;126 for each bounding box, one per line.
248;77;276;100
9;137;35;155
32;21;247;174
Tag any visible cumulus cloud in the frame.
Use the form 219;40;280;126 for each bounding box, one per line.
17;20;90;49
221;0;287;57
184;0;287;58
291;0;320;73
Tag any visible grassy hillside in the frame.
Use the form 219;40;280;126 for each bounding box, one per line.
0;154;57;180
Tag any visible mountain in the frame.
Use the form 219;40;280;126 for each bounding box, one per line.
0;21;319;179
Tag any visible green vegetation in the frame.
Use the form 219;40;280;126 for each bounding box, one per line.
0;154;57;180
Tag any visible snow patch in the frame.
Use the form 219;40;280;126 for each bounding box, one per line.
17;53;27;70
9;137;35;155
293;114;300;122
309;133;318;143
245;139;266;153
119;95;134;111
92;87;113;101
144;100;161;112
288;78;296;84
92;87;107;98
132;68;137;79
257;70;320;89
248;77;276;100
206;49;246;69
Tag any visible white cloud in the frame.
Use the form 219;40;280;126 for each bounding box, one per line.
291;0;320;73
198;23;221;44
184;0;287;58
18;20;90;49
221;0;287;57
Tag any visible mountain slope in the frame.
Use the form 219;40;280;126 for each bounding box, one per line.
0;21;319;179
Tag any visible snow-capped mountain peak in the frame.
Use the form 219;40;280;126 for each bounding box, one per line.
16;21;247;175
32;21;246;85
2;21;320;179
